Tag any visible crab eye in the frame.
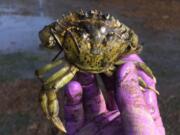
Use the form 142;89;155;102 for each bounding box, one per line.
49;36;54;42
48;36;57;48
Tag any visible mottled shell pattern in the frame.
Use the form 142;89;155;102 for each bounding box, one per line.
39;10;142;74
36;10;159;134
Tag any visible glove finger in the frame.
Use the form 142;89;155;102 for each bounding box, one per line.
75;72;108;122
122;54;143;63
64;81;84;135
100;73;118;111
116;62;158;135
99;54;143;111
138;70;165;135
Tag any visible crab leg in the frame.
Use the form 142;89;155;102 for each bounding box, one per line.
115;59;156;82
40;88;67;134
44;63;70;84
136;62;157;83
138;76;159;95
40;90;50;119
138;76;147;88
114;59;125;66
115;60;155;81
45;66;79;91
47;90;66;133
114;60;159;95
40;66;79;133
35;58;65;77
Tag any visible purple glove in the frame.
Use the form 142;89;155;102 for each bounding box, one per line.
63;54;165;135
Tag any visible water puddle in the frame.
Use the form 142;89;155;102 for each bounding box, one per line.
0;15;53;53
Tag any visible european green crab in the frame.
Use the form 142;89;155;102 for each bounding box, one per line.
35;10;159;133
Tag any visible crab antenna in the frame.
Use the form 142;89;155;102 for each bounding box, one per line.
52;50;63;61
50;28;63;61
50;28;63;49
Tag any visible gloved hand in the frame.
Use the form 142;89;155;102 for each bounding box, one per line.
63;54;165;135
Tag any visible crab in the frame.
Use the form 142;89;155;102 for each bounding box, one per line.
35;10;159;134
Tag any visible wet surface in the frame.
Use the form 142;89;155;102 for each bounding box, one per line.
0;0;179;135
0;15;52;53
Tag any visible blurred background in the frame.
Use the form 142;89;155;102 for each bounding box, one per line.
0;0;179;135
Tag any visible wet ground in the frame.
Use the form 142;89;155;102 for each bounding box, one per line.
0;0;179;135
